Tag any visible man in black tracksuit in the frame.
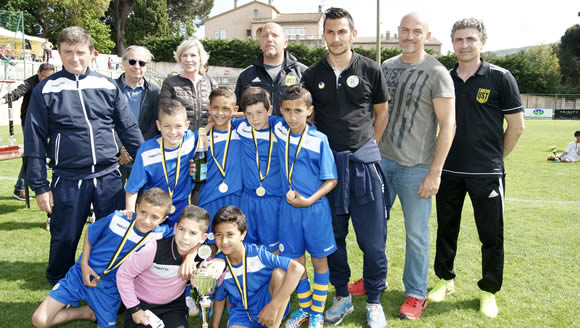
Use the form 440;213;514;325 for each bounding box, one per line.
234;22;306;117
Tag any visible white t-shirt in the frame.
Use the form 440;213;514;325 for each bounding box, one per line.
561;141;579;162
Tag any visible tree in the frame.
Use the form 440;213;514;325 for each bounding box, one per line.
559;24;580;90
109;0;134;55
2;0;111;47
492;45;560;94
124;0;170;46
82;11;115;53
166;0;213;34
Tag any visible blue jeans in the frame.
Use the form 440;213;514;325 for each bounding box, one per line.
14;159;25;191
380;157;431;299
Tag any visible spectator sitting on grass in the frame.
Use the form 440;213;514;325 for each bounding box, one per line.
547;130;580;163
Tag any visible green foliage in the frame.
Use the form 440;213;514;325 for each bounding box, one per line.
140;35;184;62
558;24;580;90
436;52;458;70
492;45;560;93
125;0;171;47
82;11;115;53
167;0;213;34
202;39;260;67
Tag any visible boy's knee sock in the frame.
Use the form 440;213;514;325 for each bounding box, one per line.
311;271;330;315
297;277;312;312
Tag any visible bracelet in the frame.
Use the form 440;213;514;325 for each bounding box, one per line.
127;303;142;314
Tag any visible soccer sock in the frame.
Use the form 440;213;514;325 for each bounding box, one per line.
296;277;312;312
311;271;330;315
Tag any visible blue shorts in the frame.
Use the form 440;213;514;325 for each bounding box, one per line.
200;193;241;244
241;191;281;252
278;197;336;259
226;284;289;328
49;264;120;327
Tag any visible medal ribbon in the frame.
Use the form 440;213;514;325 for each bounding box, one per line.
252;127;273;184
225;246;253;323
160;139;182;199
103;219;151;275
285;125;309;189
209;126;232;179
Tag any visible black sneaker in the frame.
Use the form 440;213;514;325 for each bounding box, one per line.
13;190;26;201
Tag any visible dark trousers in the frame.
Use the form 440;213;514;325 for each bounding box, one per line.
434;174;505;294
46;170;125;285
327;162;388;304
124;295;188;328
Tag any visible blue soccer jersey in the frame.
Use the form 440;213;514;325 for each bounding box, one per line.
125;130;196;223
198;127;243;206
233;117;283;196
272;121;338;199
81;210;173;279
215;243;291;321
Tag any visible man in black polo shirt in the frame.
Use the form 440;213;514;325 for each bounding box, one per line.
234;22;306;116
428;18;525;318
301;7;389;328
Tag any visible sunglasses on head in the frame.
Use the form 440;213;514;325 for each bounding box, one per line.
128;59;147;67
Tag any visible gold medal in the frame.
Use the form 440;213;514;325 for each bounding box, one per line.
285;125;308;197
94;276;101;286
169;205;176;215
256;186;266;197
219;182;229;193
286;189;295;199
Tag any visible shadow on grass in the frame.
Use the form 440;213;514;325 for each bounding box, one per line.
0;202;27;215
0;221;44;231
424;298;481;317
0;261;52;291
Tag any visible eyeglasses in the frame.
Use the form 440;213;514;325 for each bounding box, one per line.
128;59;147;67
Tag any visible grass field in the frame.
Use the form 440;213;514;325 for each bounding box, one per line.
0;120;578;328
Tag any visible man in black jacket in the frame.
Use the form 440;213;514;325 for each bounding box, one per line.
234;22;306;116
1;63;55;200
115;45;160;184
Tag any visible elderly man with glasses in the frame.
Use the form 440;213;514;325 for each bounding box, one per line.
115;45;161;184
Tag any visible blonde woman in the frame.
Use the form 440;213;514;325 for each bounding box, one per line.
160;38;217;131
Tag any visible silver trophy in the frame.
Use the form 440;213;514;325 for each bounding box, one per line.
194;245;217;328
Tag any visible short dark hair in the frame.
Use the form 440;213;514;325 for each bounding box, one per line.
177;205;210;232
240;87;271;112
574;130;580;137
280;84;312;107
209;86;236;104
136;187;172;215
158;99;186;119
57;26;94;51
212;206;247;234
38;63;55;73
451;18;487;41
324;7;355;31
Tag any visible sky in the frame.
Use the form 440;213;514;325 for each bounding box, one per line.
197;0;579;54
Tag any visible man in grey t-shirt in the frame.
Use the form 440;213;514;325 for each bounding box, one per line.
380;12;456;320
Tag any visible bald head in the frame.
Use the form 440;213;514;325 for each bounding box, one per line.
400;12;430;34
260;22;287;65
398;12;431;59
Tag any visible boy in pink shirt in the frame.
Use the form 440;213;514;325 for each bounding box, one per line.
117;205;223;327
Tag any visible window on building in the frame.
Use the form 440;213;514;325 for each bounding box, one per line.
283;27;305;40
247;29;252;37
215;30;226;40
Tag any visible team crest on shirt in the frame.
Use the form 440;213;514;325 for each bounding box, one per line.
285;75;297;86
346;75;359;88
476;88;490;104
318;82;325;89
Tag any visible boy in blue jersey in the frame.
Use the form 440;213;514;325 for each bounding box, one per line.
211;206;305;328
197;87;243;244
272;85;338;328
234;87;283;253
125;99;196;226
32;188;174;328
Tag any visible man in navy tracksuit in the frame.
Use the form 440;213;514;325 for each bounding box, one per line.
24;26;144;285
